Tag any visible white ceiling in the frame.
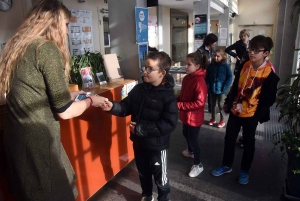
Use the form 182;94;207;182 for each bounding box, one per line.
158;0;222;19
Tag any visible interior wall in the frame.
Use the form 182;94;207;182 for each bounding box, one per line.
158;5;171;55
0;0;107;54
0;1;25;48
64;0;107;53
210;20;219;34
188;13;194;53
232;0;279;43
148;6;158;49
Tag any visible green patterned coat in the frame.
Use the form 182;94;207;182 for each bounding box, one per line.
4;39;77;201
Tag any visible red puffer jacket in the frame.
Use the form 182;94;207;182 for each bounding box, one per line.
177;69;207;127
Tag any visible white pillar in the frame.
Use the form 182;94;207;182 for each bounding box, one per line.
193;0;210;51
218;7;230;46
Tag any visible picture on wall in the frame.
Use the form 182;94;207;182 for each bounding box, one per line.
68;9;94;56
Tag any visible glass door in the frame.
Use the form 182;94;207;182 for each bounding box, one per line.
171;10;188;66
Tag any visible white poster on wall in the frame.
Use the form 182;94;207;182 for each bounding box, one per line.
68;9;94;56
148;15;157;48
219;28;227;39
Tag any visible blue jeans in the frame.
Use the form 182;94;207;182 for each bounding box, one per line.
182;124;201;165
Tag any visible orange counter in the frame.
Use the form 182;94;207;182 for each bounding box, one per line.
0;79;136;201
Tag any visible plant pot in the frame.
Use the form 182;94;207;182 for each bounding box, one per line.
284;179;300;201
286;151;300;199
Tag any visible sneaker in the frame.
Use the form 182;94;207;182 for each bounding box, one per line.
141;195;154;201
182;149;194;158
211;165;232;176
189;164;204;177
238;170;249;185
209;119;216;126
217;121;226;128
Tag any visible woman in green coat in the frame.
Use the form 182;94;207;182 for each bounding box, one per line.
0;1;107;200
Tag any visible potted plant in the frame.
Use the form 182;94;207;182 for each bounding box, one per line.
70;51;107;88
275;72;300;199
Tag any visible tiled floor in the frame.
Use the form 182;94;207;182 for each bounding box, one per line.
88;104;289;201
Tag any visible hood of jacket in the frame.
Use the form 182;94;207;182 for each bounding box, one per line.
190;68;206;77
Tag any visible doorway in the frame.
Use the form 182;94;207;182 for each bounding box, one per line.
171;10;188;66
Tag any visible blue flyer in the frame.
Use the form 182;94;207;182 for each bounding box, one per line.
135;7;148;43
194;14;207;40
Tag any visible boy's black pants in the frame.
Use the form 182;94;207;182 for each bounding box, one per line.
222;113;258;172
133;143;170;201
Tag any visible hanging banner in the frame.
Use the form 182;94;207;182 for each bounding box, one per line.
68;9;94;56
135;7;149;43
194;14;207;40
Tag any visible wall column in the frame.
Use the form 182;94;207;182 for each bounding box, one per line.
193;0;210;51
218;7;230;46
274;0;299;86
108;0;147;81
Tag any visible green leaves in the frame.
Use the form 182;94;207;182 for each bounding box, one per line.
70;51;107;86
276;73;300;173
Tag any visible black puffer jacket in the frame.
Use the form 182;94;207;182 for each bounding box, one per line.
108;74;178;151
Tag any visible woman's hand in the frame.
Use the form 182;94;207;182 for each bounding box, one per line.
70;91;86;101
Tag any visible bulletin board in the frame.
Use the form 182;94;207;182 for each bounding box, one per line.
68;9;94;56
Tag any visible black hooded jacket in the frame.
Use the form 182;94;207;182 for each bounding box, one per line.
108;74;178;151
225;39;248;74
225;39;248;60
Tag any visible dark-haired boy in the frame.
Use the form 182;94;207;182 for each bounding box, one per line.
102;52;178;201
211;35;280;185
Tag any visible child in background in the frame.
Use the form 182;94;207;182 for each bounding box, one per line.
177;52;208;177
211;35;280;185
102;52;178;201
206;49;232;128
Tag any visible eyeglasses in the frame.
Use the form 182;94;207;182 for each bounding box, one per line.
247;48;265;54
142;66;160;74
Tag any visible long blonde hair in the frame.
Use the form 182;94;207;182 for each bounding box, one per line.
0;0;71;96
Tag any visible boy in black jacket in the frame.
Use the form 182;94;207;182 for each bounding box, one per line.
102;52;178;201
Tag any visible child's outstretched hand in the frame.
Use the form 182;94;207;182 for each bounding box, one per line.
130;121;136;134
101;99;113;111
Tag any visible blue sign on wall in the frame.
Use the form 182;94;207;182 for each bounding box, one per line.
194;14;207;40
135;7;148;43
